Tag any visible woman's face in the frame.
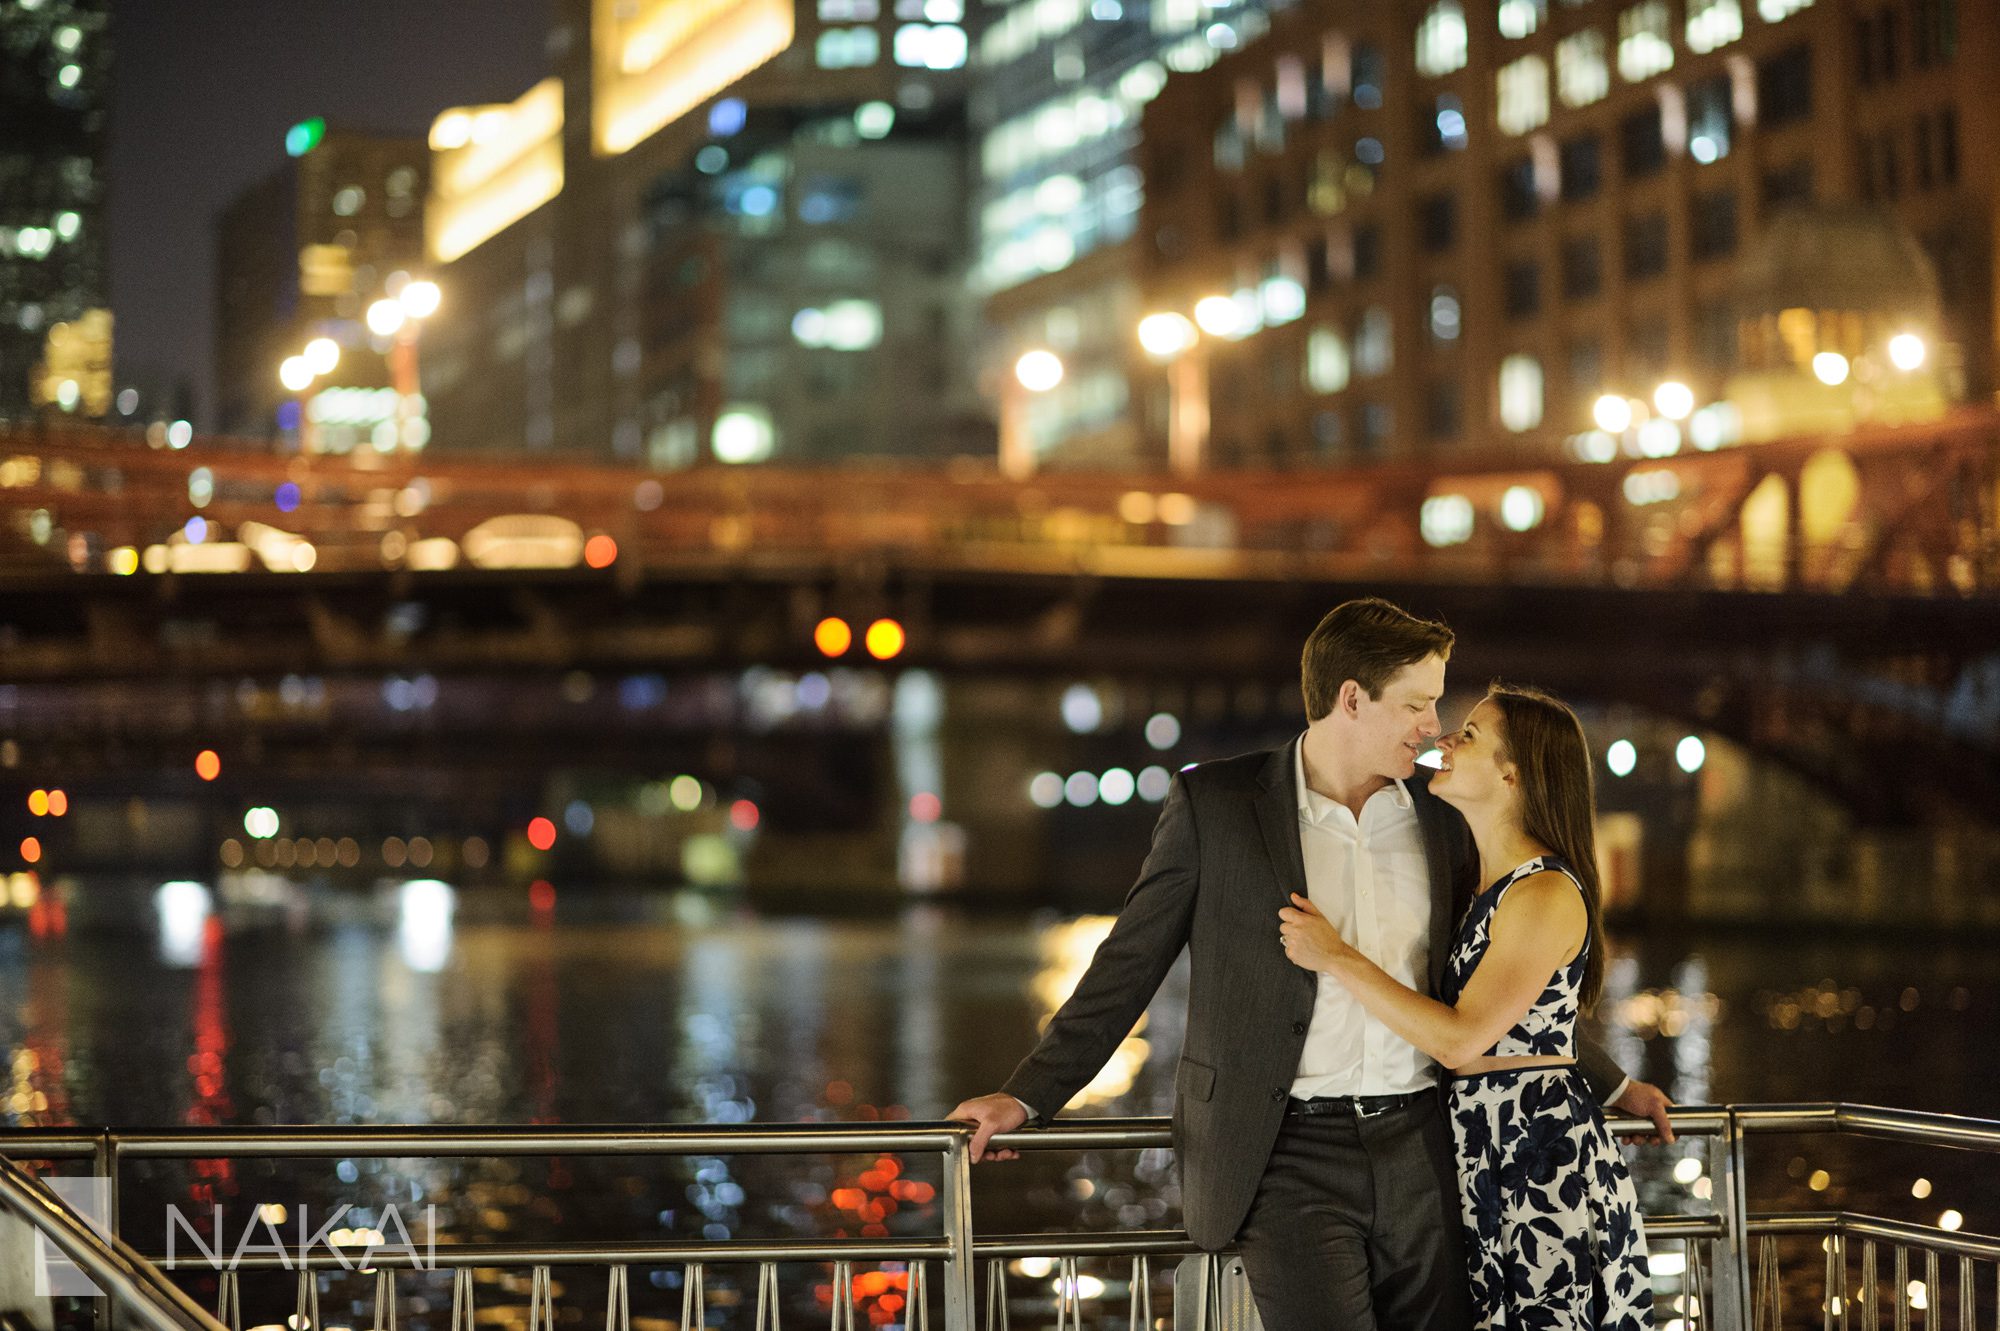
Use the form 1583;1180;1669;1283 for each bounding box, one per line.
1427;699;1515;810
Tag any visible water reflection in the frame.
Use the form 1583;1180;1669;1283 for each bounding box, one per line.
154;880;212;968
1;881;1995;1329
397;879;456;973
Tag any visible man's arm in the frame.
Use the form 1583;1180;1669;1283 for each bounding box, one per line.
950;774;1201;1160
1578;1033;1676;1143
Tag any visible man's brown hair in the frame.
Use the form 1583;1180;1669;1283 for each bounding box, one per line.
1299;598;1455;721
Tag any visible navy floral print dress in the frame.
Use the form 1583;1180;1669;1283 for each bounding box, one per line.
1440;856;1652;1331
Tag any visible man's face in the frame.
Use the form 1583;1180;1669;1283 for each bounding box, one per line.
1348;654;1446;779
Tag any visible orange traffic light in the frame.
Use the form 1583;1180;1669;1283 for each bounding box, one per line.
814;617;853;657
865;618;905;660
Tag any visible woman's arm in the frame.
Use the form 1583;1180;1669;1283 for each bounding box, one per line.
1278;873;1585;1068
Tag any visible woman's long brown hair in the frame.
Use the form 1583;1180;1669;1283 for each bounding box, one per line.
1485;683;1608;1011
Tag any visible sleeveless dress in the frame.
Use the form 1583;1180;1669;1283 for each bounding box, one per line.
1439;855;1652;1331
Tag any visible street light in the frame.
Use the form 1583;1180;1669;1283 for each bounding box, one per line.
367;299;407;337
1014;349;1064;392
279;356;314;393
399;280;441;320
1193;295;1243;338
303;337;341;377
1812;351;1850;386
1653;380;1694;420
1137;312;1197;360
1592;394;1633;434
1887;333;1926;371
999;349;1063;478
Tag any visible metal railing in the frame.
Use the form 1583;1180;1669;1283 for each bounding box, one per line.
0;1104;1991;1331
0;1151;226;1331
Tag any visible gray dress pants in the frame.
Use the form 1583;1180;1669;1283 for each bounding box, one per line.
1233;1094;1474;1331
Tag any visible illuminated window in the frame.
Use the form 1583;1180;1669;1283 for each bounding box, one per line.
1498;0;1545;37
792;299;882;350
816;27;880;67
1685;0;1742;51
1496;55;1549;135
818;0;879;15
894;23;967;68
1618;2;1675;81
1498;355;1544;431
1355;306;1393;378
1687;74;1732;162
1415;0;1468;76
1757;0;1812;20
1305;326;1350;393
332;186;365;216
1429;286;1462;341
1556;29;1610;107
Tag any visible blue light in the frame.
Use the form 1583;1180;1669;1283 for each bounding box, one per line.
184;517;206;544
739;184;778;216
1356;137;1385;166
708;98;747;137
1437;109;1467;145
275;481;301;513
276;400;302;432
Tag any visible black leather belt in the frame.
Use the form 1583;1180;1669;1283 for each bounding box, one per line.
1286;1090;1431;1119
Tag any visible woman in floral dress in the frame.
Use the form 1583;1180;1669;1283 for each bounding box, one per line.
1280;683;1651;1330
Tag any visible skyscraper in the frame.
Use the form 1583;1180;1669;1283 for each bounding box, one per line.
420;0;986;465
213;123;429;445
0;0;110;421
969;0;1292;467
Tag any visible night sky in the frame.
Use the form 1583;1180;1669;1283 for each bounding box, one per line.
108;0;551;427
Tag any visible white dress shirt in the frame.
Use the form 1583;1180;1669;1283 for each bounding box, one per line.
1289;738;1438;1098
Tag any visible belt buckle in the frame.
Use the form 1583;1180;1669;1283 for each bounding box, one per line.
1353;1096;1390;1119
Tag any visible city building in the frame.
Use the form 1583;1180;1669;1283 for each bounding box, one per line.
1135;0;1993;469
213;124;429;447
419;0;987;464
970;0;1296;469
0;0;110;421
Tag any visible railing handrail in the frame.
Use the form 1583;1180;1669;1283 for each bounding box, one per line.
0;1155;229;1331
1751;1210;2000;1261
3;1102;1988;1157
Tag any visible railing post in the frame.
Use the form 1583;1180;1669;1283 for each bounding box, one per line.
1712;1110;1756;1331
100;1132;119;1331
940;1131;976;1331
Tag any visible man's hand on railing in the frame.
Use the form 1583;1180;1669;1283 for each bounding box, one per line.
946;1093;1030;1163
1611;1078;1677;1145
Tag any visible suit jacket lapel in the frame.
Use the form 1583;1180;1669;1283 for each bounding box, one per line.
1253;742;1307;907
1253;742;1319;998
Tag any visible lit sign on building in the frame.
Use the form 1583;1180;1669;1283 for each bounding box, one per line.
592;0;793;156
426;77;565;264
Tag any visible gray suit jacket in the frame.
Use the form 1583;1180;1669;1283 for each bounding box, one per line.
1001;740;1629;1251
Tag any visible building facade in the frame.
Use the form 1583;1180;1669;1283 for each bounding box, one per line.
1;0;110;421
969;0;1297;467
1136;0;1993;468
213;125;429;443
420;0;987;465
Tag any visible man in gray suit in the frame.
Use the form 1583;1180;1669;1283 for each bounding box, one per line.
949;598;1673;1331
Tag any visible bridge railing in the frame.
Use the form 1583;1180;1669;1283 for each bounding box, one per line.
0;1104;1992;1331
3;410;1996;597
